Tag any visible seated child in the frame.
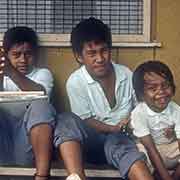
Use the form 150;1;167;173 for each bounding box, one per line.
63;17;154;180
0;26;81;180
131;60;180;180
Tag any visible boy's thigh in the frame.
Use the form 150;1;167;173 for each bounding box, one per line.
55;114;107;164
104;133;145;178
104;133;142;156
137;141;180;170
24;99;56;131
0;102;29;120
83;126;107;164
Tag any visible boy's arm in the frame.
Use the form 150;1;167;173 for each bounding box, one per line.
67;74;127;133
140;135;173;180
85;117;122;133
66;76;121;133
7;65;46;92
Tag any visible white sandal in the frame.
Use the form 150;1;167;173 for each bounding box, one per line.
66;173;82;180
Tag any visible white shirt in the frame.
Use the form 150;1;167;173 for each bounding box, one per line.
66;62;136;125
131;101;180;144
3;68;53;97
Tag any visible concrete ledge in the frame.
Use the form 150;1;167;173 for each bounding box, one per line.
0;167;120;178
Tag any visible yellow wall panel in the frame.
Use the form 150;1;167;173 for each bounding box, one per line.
155;0;180;103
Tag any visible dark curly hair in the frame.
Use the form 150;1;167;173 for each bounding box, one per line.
132;60;176;101
3;26;39;54
70;17;112;57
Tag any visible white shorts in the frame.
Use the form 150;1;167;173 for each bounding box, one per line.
137;141;180;170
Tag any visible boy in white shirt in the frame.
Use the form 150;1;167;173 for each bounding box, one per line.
62;17;154;180
0;26;54;180
0;26;100;180
131;61;180;180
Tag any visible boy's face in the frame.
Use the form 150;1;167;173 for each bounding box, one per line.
77;40;112;78
143;72;174;112
7;42;35;75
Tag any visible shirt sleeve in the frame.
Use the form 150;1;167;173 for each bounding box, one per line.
66;76;93;120
130;105;150;137
172;102;180;139
32;68;54;97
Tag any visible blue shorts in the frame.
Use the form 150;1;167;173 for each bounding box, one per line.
0;98;56;165
54;115;146;179
0;99;82;166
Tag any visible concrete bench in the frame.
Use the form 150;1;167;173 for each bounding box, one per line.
0;164;120;178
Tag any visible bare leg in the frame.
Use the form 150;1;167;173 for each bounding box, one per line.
30;124;53;180
128;160;154;180
59;141;86;180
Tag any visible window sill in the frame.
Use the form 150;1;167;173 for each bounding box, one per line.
38;41;162;48
0;33;161;48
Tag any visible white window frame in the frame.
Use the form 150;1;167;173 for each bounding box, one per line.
0;0;161;47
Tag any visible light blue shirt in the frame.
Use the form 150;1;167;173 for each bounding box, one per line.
3;68;53;98
66;63;136;125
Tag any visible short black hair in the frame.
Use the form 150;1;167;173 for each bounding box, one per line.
70;17;112;56
3;26;39;54
132;60;176;101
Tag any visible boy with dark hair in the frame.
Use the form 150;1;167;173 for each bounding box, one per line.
0;26;85;180
1;26;53;95
3;26;38;54
0;26;55;180
131;61;180;180
60;17;154;180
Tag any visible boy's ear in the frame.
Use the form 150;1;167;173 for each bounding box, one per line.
74;53;83;64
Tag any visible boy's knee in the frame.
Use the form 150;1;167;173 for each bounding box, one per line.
54;113;85;148
56;112;84;131
25;99;56;132
30;99;54;112
57;112;81;123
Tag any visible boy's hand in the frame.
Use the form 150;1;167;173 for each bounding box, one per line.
109;118;133;134
163;125;175;139
117;118;132;135
108;119;129;133
117;118;129;130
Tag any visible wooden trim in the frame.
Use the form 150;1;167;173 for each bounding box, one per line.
143;0;151;42
0;36;161;48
